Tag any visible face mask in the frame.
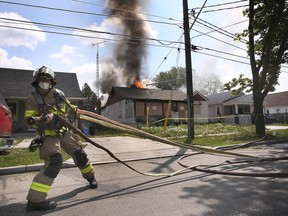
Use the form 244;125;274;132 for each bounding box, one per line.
39;82;50;90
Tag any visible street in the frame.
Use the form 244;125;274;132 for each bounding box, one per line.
1;143;288;216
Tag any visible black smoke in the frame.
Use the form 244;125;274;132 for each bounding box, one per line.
100;0;148;94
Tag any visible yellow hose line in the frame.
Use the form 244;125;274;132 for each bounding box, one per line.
79;113;255;159
54;114;189;177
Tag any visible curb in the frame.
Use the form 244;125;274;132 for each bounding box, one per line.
1;139;287;176
215;139;288;151
0;151;186;176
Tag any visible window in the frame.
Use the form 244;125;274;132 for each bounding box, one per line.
194;104;201;114
151;106;157;111
224;105;235;115
276;109;280;114
216;106;220;115
238;105;250;114
8;102;18;121
125;100;133;118
118;102;122;118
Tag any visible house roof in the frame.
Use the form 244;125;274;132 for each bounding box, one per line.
223;94;255;105
206;91;245;105
106;86;207;106
0;67;84;99
265;91;288;107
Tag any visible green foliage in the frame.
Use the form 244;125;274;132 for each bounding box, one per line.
224;74;253;95
0;149;70;168
81;83;99;112
225;0;288;136
232;0;288;94
153;66;186;90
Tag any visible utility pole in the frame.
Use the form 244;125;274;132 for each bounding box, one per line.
182;0;194;140
96;43;100;98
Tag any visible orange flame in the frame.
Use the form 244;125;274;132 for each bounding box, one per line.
133;79;144;88
129;79;145;88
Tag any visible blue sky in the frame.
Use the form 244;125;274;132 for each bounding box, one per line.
0;0;287;97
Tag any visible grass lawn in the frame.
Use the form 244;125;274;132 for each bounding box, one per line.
0;123;287;168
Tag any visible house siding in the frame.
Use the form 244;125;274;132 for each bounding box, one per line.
266;106;288;114
102;87;209;125
195;101;209;123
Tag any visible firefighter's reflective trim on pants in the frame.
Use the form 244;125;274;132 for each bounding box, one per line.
80;163;93;174
30;181;51;194
25;109;39;117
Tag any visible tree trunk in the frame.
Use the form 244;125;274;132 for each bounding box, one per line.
253;92;266;137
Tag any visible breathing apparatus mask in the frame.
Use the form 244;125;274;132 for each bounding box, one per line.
39;81;51;90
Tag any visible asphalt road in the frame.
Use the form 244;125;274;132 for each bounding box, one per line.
1;143;288;216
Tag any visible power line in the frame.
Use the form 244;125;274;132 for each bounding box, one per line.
195;18;248;43
0;0;180;27
192;28;247;51
193;0;248;10
202;4;249;14
192;20;248;39
0;17;183;47
72;0;183;23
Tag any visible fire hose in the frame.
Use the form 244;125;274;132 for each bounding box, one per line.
53;110;288;178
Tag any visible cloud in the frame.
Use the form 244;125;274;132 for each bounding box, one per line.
0;12;45;50
49;45;80;66
0;48;33;69
73;19;112;46
70;63;97;90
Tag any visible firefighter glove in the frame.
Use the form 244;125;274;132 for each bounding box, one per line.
29;137;42;152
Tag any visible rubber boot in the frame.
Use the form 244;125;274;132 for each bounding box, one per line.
88;177;98;189
26;200;57;212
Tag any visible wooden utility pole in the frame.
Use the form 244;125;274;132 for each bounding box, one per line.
182;0;194;140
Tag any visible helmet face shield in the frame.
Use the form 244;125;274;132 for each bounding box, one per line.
32;66;56;87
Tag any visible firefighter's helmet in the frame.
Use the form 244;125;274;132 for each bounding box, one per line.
32;66;57;87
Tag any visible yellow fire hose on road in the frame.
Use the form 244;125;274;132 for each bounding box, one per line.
54;110;288;178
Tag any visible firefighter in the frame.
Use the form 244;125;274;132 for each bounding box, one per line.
24;66;98;211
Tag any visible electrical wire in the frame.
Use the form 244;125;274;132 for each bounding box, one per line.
196;18;248;43
0;17;180;45
192;20;248;39
192;28;247;51
72;0;183;23
193;0;248;10
0;0;180;27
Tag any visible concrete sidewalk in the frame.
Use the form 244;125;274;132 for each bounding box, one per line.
0;136;191;175
2;124;287;175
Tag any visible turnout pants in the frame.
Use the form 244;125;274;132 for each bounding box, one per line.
26;130;95;203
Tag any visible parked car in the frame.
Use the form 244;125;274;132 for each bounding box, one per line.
0;91;14;155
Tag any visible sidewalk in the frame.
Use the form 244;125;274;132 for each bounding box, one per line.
2;125;287;175
0;136;191;175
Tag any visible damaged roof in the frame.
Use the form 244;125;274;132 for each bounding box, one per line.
105;86;207;106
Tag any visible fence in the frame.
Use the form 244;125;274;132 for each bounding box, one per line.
270;113;288;124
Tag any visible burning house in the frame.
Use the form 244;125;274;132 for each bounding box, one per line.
101;86;209;125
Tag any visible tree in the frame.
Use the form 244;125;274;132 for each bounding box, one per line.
154;66;224;95
196;73;224;96
81;83;99;113
224;0;288;136
153;66;186;90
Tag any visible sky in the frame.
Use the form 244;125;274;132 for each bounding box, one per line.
1;0;287;100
